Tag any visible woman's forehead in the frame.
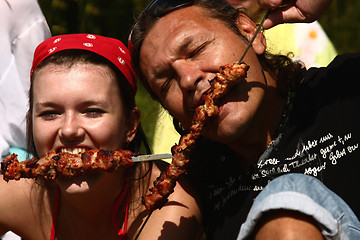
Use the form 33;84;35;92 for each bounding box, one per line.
34;62;115;82
33;63;119;97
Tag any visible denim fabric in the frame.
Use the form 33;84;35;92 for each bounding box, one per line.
237;173;360;240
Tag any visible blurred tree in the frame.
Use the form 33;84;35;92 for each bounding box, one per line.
319;0;360;54
38;0;135;43
38;0;359;58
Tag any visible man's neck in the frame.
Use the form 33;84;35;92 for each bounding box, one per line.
227;71;286;170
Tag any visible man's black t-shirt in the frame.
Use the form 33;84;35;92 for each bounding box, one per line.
190;53;360;239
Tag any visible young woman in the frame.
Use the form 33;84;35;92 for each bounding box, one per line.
0;34;201;240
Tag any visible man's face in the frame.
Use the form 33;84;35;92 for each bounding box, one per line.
140;6;268;145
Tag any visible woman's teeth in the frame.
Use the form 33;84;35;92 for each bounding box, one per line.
59;148;87;154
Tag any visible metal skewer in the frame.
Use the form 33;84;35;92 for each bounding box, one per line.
131;153;172;162
238;9;271;63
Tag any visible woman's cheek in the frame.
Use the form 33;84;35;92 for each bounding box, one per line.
33;121;55;156
86;117;127;150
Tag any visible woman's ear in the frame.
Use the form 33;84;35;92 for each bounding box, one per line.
236;13;266;55
126;107;140;143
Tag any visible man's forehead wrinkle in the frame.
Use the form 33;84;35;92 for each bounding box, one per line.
144;6;211;80
173;34;195;55
150;33;193;78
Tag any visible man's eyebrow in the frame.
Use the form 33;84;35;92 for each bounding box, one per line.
151;36;195;78
177;35;195;54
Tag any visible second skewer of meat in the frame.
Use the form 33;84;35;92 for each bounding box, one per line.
142;62;249;210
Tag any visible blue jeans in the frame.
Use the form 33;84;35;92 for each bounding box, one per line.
237;173;360;240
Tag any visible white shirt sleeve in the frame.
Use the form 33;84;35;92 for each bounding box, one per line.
0;0;51;160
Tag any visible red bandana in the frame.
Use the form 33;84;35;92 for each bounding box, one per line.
31;34;137;93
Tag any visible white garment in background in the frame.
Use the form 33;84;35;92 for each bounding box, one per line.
0;0;51;161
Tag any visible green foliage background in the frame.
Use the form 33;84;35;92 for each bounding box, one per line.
38;0;360;54
37;0;360;148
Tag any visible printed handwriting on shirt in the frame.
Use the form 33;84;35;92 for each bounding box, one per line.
209;132;358;211
209;177;265;210
256;132;358;179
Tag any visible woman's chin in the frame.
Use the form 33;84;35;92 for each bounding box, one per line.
57;173;102;194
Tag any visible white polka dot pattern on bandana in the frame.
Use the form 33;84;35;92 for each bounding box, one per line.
31;33;137;93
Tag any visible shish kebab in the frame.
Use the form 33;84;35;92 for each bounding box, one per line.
1;150;171;181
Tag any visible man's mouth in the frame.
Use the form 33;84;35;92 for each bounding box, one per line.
190;88;213;111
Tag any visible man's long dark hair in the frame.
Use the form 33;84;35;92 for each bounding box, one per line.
130;0;305;106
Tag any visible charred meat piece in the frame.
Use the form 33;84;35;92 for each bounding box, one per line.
1;149;135;181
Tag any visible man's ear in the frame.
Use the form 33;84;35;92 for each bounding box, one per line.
236;13;266;55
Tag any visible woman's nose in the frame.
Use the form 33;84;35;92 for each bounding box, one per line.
58;112;85;142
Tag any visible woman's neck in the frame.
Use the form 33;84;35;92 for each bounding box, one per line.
62;188;119;220
54;181;126;240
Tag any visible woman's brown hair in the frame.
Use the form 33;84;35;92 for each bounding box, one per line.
28;49;152;199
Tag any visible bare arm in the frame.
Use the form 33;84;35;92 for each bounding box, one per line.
0;178;26;233
136;162;203;240
254;210;324;240
0;178;50;238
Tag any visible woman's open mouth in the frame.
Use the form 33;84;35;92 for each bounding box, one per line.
57;147;89;154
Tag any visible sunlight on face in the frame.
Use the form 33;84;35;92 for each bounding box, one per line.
31;63;133;193
32;63;130;156
140;6;267;144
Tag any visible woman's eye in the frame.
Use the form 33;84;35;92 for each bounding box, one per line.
84;109;105;118
39;111;59;120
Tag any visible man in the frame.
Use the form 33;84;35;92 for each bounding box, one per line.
130;0;360;239
151;0;337;156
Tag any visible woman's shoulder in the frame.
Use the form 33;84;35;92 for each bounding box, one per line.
0;178;36;208
0;178;54;238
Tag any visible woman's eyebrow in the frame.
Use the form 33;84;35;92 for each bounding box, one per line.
34;101;58;109
78;100;109;108
34;100;109;109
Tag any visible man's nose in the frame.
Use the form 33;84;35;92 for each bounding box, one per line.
174;60;207;94
58;112;85;141
173;60;211;108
